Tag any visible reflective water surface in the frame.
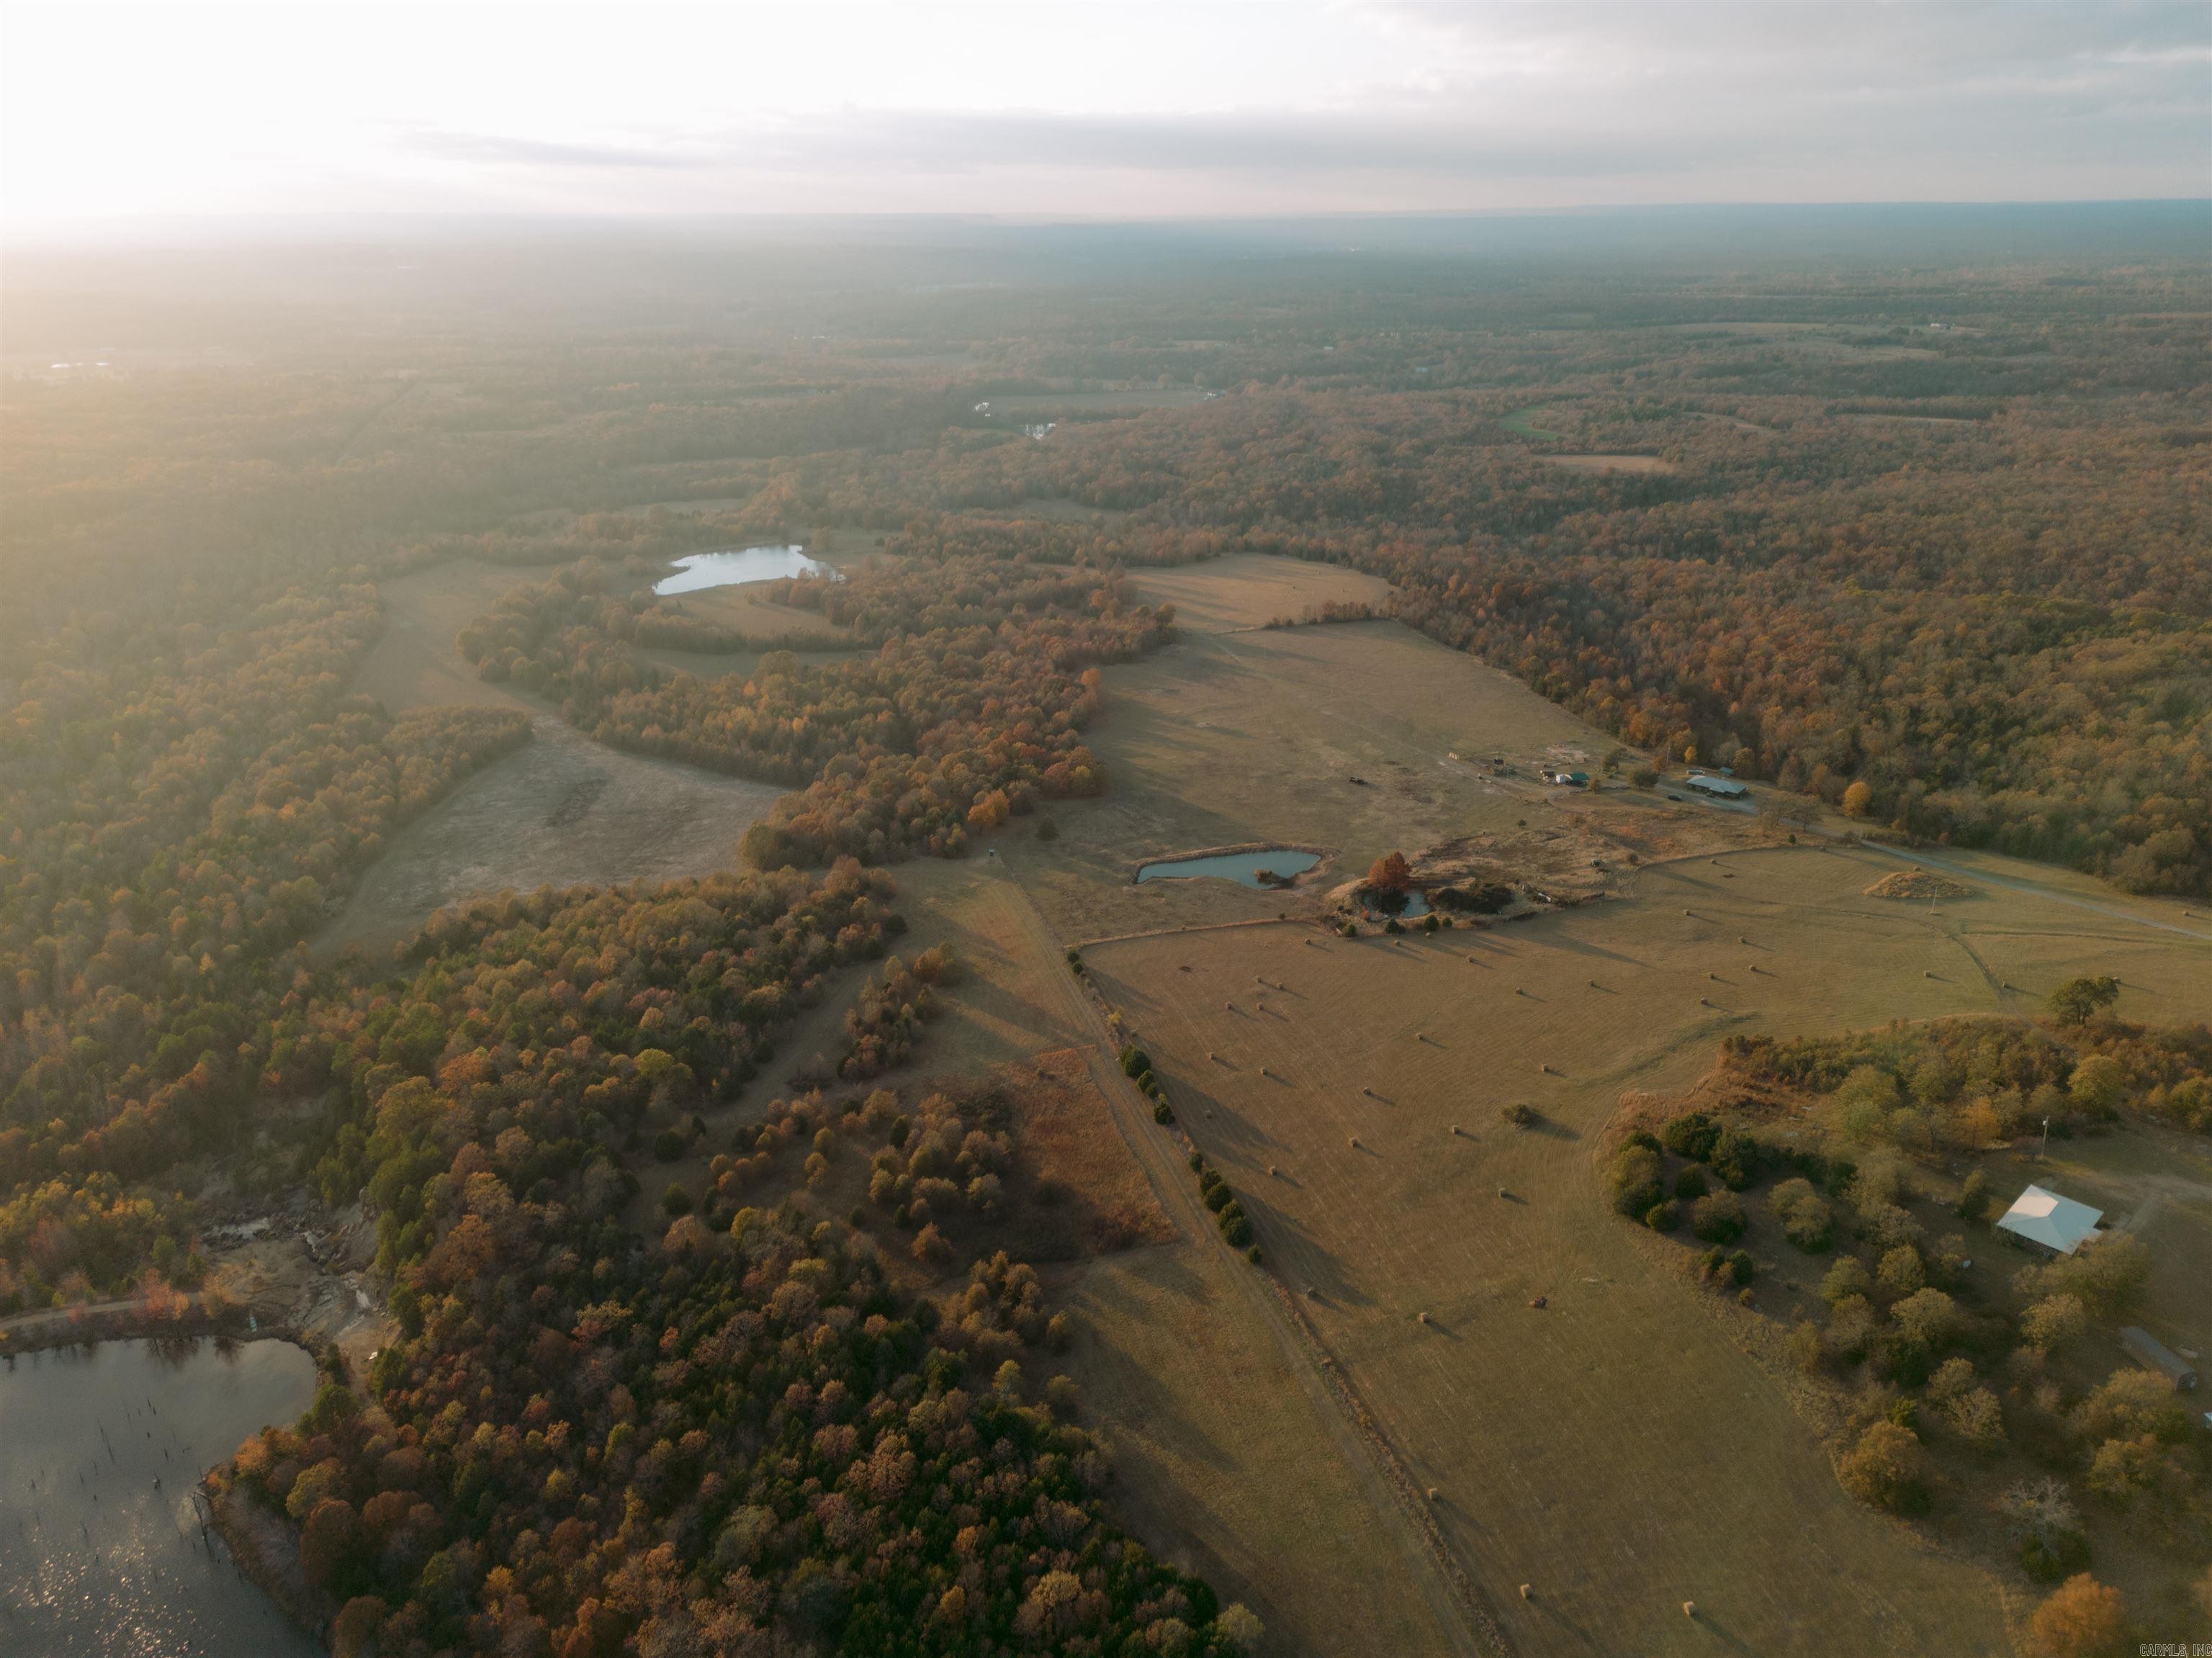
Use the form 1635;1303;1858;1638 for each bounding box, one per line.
1136;848;1321;888
1;1336;320;1657
652;545;835;595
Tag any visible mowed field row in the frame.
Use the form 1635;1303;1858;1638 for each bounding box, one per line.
1085;842;2212;1656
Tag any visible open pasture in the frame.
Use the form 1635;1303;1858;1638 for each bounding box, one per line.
314;718;783;960
352;557;542;713
1006;600;1614;943
1079;842;2211;1654
1130;553;1397;632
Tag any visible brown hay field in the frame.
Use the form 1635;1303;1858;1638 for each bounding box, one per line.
956;560;2212;1652
1073;842;2209;1655
328;559;784;957
351;558;543;713
1541;454;1675;474
1130;554;1397;631
1001;598;1621;943
315;719;784;960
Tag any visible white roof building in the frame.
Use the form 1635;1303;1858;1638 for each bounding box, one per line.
1686;773;1748;798
1997;1184;2103;1256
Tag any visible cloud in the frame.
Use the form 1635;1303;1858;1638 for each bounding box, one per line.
400;130;706;171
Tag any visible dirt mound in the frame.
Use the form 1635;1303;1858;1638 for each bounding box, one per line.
1863;869;1976;901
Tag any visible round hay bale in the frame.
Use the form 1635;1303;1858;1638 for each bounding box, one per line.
1683;1602;1696;1618
1416;1310;1431;1325
1426;1486;1439;1502
1267;1164;1278;1177
1349;1135;1361;1148
1498;1186;1511;1199
1519;1584;1532;1601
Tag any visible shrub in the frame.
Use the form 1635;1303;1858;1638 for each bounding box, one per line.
1643;1200;1679;1232
1118;1047;1151;1078
2018;1293;2086;1353
1837;1420;1930;1515
1876;1244;1926;1299
1709;1129;1764;1190
1690;1190;1745;1243
1217;1204;1253;1248
661;1183;693;1217
1890;1287;1962;1362
1660;1112;1720;1162
1673;1165;1709;1201
1607;1145;1665;1217
1501;1102;1538;1128
2046;976;2119;1029
652;1128;686;1163
2028;1574;2125;1658
1152;1100;1174;1125
1768;1176;1833;1252
2001;1478;2090;1584
2019;1233;2149;1318
1699;1246;1755;1289
1956;1168;1991;1222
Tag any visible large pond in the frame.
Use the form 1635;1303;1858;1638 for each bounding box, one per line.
652;545;837;596
1136;848;1321;889
1;1336;321;1656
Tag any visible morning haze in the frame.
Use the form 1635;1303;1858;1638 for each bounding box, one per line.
3;4;2209;1657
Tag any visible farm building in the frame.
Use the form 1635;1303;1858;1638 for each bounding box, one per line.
1685;773;1749;800
1995;1184;2103;1256
1541;766;1589;786
2120;1328;2199;1391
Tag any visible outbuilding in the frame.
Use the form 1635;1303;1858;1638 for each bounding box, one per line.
2121;1327;2199;1392
1685;772;1748;799
1996;1184;2104;1256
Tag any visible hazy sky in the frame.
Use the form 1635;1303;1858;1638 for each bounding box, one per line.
5;1;2207;227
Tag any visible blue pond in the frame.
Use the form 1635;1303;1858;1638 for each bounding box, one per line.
1136;848;1320;889
653;545;837;596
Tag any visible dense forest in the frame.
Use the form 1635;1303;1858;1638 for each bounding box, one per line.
220;866;1259;1657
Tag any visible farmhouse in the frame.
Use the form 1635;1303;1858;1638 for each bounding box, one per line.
1684;773;1749;800
2121;1327;2199;1392
1995;1184;2103;1256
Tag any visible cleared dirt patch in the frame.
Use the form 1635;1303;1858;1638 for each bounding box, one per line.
1865;868;1978;901
315;719;783;959
1541;454;1674;474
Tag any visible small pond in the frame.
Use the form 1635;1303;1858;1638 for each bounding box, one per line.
1;1335;321;1656
1136;848;1321;889
1362;887;1431;919
652;545;838;596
